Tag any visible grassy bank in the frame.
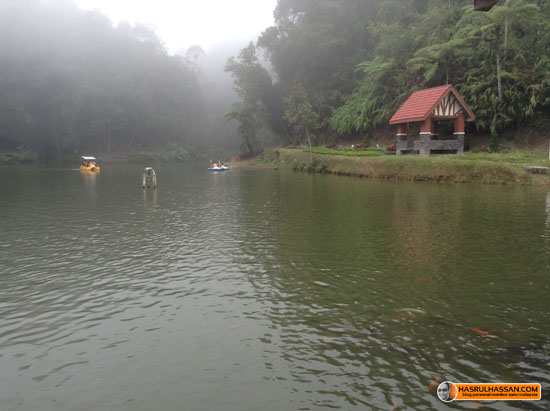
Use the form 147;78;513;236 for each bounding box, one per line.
230;148;550;185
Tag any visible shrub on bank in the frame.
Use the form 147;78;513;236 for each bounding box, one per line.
0;147;39;165
292;157;328;173
260;150;280;163
128;143;193;163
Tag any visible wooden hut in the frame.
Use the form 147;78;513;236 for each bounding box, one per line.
389;85;475;156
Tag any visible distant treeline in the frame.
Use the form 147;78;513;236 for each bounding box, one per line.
0;1;207;159
2;1;549;160
226;0;550;154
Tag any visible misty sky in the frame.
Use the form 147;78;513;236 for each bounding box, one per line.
74;0;278;53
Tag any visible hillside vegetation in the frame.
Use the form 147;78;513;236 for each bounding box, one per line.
226;0;550;154
1;1;549;162
0;2;206;159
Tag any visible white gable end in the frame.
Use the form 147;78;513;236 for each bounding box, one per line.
433;93;463;117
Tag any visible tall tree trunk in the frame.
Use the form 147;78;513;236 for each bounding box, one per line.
305;126;313;164
496;51;502;100
279;119;291;142
504;17;508;52
245;133;253;156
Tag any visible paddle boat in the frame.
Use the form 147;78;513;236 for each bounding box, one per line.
208;162;229;172
80;156;100;172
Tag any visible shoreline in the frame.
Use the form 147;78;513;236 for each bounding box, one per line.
230;148;550;186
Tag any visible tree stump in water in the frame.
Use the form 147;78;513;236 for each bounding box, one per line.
142;167;157;189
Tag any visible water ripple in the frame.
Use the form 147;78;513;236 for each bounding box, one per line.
1;167;549;410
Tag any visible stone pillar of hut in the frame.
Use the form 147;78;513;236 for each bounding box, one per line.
395;124;407;156
418;117;434;156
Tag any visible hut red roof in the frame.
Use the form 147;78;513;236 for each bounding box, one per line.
389;85;475;125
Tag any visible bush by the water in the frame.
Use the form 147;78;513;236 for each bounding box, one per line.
260;150;281;163
292;157;328;173
128;143;193;164
0;147;39;165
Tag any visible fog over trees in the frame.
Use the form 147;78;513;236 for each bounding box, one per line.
183;40;248;154
1;0;549;161
0;0;242;160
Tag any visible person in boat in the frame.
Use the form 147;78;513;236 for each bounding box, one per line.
212;162;218;168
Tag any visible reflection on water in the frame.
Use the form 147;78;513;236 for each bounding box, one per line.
0;165;549;410
142;187;157;207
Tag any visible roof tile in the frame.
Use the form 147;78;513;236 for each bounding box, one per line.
389;85;474;125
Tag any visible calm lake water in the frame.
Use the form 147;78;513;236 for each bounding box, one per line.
1;164;549;410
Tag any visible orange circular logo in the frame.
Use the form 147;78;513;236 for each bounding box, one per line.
437;381;457;402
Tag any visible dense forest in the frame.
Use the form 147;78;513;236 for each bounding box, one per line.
1;0;549;161
227;0;550;154
0;1;211;160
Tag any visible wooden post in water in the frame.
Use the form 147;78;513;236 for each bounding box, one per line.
142;167;157;189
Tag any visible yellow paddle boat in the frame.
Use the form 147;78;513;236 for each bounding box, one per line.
80;156;100;172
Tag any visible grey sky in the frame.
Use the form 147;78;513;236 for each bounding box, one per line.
74;0;278;53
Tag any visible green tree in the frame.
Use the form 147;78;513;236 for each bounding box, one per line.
453;0;544;140
284;85;319;162
224;102;266;156
224;43;274;156
328;0;550;143
258;0;378;137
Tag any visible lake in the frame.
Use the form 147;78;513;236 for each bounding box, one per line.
1;164;549;410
